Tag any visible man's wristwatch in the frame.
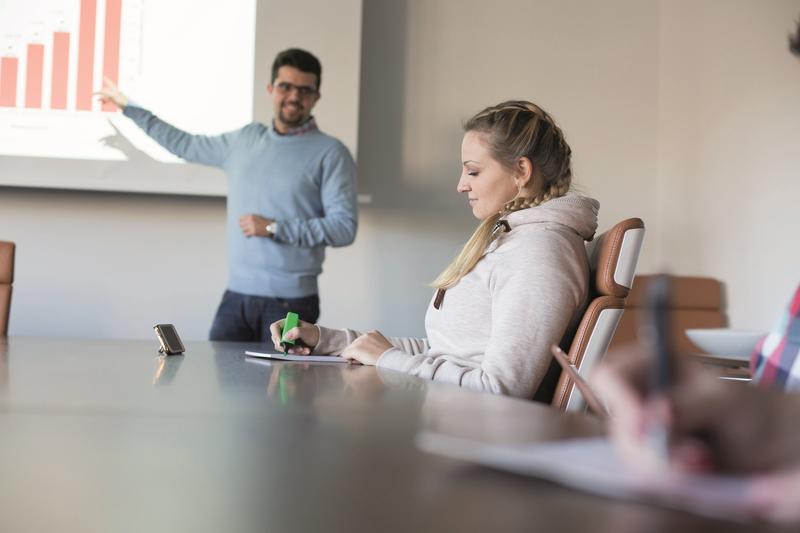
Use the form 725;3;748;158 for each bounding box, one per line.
265;221;278;238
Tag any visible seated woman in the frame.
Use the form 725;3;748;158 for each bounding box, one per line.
270;100;599;400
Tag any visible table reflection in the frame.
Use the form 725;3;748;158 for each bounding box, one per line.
151;354;184;386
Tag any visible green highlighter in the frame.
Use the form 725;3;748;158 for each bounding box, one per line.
280;312;300;354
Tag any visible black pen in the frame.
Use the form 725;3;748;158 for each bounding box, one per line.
649;275;674;394
645;274;675;462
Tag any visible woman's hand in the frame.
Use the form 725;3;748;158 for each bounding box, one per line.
591;344;665;471
593;343;800;474
269;318;320;355
341;331;393;366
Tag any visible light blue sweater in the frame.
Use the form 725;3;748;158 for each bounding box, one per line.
123;106;358;298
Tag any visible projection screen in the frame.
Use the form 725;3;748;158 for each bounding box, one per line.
0;0;361;196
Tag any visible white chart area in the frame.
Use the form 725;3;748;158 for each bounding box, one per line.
0;0;255;166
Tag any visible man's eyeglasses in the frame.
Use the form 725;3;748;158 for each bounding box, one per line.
274;82;318;97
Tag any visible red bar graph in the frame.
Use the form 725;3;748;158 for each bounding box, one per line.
102;0;122;111
25;44;45;108
76;0;97;111
2;0;123;112
0;57;19;107
51;32;70;110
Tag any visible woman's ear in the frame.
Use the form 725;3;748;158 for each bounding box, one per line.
515;157;534;188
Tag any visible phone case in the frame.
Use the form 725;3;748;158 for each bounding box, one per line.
153;324;185;355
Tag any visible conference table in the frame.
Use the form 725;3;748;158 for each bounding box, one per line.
0;337;786;532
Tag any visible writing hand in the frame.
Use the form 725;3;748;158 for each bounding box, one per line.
593;343;800;474
269;318;320;355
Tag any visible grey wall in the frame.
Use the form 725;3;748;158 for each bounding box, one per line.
253;0;362;155
655;0;800;329
0;188;227;339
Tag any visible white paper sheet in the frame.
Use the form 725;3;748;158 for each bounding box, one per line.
245;351;347;363
416;433;761;522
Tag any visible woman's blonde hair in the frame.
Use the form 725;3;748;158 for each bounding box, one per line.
432;100;573;290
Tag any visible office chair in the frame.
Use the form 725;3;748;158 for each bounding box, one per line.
0;241;16;337
550;218;645;412
610;275;727;355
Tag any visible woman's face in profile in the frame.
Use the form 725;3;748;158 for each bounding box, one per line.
457;131;518;220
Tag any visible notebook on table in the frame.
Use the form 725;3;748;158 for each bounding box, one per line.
416;432;761;522
245;350;347;363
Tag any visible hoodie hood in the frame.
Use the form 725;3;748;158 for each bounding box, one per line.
503;193;599;241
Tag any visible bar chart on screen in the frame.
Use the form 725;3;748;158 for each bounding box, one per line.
0;0;255;167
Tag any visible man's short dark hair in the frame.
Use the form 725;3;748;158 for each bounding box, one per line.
790;19;800;57
271;48;322;89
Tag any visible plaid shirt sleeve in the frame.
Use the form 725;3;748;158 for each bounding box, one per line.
751;283;800;391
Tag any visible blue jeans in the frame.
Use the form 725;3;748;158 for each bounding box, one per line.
208;290;320;343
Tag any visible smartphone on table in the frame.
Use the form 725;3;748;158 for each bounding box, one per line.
153;324;185;355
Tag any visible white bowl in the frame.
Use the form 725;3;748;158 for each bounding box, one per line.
685;328;766;357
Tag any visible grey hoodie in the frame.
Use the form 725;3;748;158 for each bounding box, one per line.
315;193;600;399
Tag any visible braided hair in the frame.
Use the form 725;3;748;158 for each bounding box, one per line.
432;100;574;291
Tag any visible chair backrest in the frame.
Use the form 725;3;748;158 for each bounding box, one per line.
551;218;645;412
609;275;727;355
0;241;16;337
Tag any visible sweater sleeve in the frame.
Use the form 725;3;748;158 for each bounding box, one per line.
122;105;238;167
272;143;358;248
376;238;585;399
314;326;429;356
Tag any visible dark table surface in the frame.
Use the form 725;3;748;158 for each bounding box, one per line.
0;337;788;533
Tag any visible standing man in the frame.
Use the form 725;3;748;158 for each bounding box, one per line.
97;49;358;343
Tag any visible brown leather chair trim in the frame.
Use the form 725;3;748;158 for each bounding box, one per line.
610;308;726;354
0;241;15;337
624;274;723;310
0;285;10;337
594;218;644;298
551;295;626;410
0;241;14;284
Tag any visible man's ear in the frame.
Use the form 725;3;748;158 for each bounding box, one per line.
266;83;274;96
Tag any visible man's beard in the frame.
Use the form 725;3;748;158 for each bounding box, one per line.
279;105;306;127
